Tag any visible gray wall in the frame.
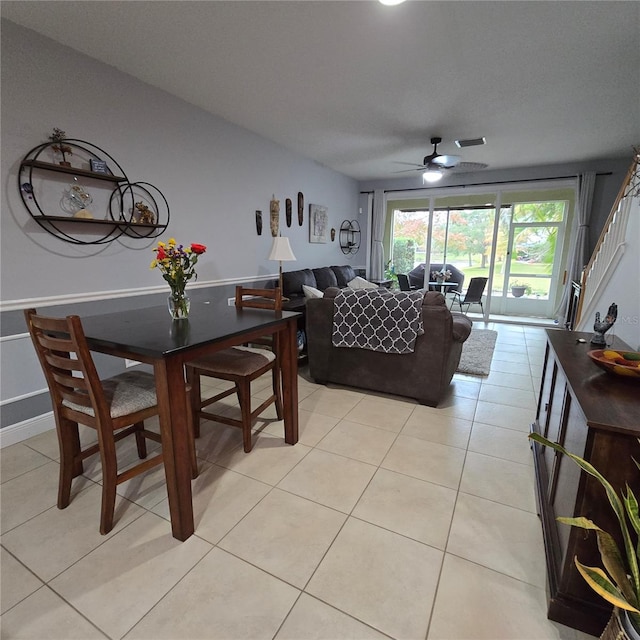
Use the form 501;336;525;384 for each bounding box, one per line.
0;20;362;432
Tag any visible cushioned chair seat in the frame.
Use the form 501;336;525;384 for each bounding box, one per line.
62;370;157;418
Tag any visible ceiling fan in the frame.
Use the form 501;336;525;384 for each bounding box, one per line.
395;136;488;182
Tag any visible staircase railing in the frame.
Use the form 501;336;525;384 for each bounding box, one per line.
576;152;640;327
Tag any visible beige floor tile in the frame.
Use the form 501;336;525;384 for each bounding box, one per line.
1;443;52;483
316;420;397;465
49;512;212;639
353;468;456;549
479;384;536;410
299;387;364;419
382;435;465;489
342;397;413;433
492;350;530;365
482;370;533;391
124;547;299;640
0;586;107;639
213;433;311;485
428;554;575;640
490;359;532;375
194;421;245;462
0;462;91;535
263;409;339;447
447;493;547;589
0;547;43;615
460;451;537;512
448;377;482;400
278;449;376;513
307;518;442;639
2;484;146;582
475;400;535;432
430;395;477;420
115;463;170;510
219;489;346;588
151;462;271;544
275;593;388;639
469;422;534;466
402;407;472;449
16;428;60;461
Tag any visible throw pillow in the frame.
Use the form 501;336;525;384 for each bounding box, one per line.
302;284;324;299
347;276;377;290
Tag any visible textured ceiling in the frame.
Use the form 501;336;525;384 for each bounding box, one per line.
2;1;639;180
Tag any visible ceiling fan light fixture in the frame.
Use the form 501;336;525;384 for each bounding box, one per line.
423;169;443;183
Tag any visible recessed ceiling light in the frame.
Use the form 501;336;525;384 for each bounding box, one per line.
455;137;486;148
379;0;407;6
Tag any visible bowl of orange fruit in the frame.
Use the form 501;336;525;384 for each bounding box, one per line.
587;349;640;379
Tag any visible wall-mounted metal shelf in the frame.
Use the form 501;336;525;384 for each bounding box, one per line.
18;138;169;245
339;219;361;254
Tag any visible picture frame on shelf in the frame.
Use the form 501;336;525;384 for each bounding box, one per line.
90;159;111;175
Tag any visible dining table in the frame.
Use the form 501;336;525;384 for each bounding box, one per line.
80;301;302;541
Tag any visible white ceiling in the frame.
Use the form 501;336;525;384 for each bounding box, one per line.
2;1;639;181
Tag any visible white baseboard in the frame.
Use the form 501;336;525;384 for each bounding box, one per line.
0;413;55;448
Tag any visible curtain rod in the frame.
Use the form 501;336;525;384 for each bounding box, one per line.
359;172;613;195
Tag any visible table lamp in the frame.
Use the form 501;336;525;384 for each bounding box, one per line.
268;235;296;299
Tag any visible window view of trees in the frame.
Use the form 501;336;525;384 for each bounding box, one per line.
391;200;566;301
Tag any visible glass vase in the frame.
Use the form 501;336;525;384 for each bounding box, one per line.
168;293;190;320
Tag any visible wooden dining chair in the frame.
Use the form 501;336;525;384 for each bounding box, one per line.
24;308;197;535
185;286;283;453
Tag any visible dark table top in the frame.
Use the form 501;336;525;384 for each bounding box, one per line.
80;302;301;359
545;329;639;434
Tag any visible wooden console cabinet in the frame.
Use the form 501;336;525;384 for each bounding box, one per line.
531;329;640;636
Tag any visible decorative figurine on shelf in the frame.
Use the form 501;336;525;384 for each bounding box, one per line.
590;302;618;346
63;179;93;219
270;195;280;237
48;127;73;167
134;202;155;224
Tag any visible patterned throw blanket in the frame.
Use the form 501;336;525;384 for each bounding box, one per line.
331;289;425;354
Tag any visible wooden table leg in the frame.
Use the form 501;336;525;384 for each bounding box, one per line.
154;358;194;541
281;317;299;445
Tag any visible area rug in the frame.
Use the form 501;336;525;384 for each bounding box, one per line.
456;329;498;376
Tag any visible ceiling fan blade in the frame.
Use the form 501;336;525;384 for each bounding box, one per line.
393;167;424;173
393;161;426;168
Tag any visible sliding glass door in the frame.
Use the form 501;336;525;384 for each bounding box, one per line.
386;183;574;319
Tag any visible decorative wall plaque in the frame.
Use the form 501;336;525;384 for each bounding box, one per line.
285;198;292;227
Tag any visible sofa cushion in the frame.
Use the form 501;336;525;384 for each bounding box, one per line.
312;267;338;291
331;265;357;288
303;284;324;299
347;276;377;290
282;268;316;297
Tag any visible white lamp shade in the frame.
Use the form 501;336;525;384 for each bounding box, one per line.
268;236;296;262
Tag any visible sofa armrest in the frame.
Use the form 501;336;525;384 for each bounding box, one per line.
451;313;473;342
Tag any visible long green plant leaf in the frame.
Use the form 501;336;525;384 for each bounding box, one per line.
529;433;640;603
558;517;636;605
575;559;640;613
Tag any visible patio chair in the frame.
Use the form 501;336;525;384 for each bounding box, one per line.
450;277;488;314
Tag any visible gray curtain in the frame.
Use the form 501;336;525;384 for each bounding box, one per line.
370;189;386;280
555;172;595;324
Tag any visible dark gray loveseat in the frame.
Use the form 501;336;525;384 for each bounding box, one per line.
305;288;473;407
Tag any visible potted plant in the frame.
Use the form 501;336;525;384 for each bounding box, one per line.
510;280;531;297
529;433;640;639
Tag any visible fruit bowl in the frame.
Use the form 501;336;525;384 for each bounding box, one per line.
587;349;640;379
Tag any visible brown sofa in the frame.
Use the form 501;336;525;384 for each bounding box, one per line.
305;288;473;407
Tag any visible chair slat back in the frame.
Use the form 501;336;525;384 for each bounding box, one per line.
24;309;106;417
235;287;282;310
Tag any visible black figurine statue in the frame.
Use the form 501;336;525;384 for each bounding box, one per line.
590;302;618;346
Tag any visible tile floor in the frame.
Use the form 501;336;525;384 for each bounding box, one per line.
0;322;597;640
